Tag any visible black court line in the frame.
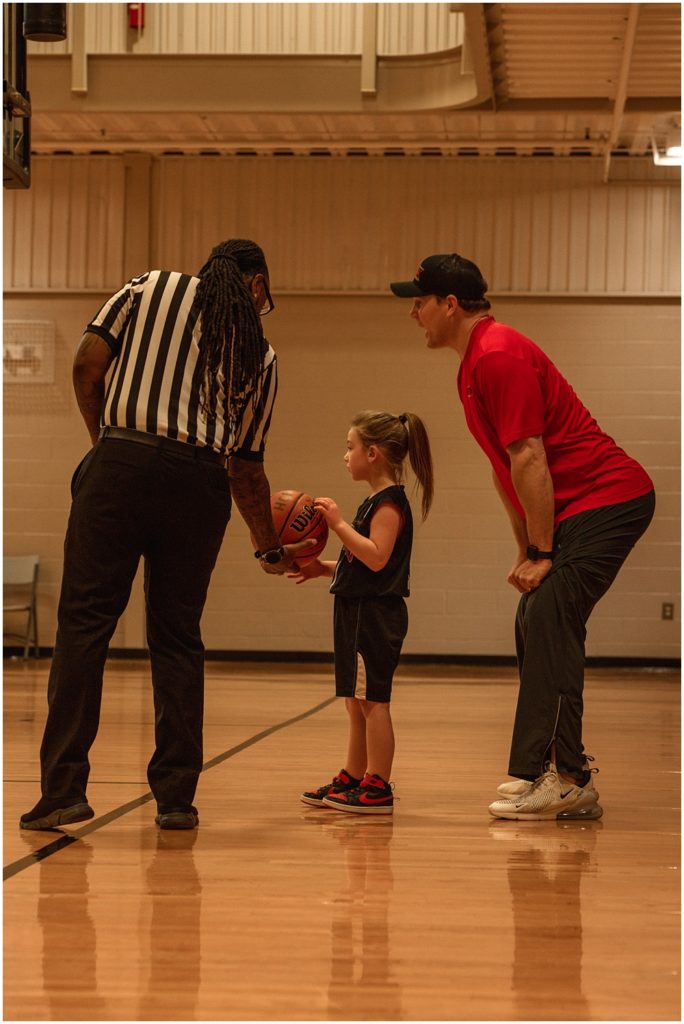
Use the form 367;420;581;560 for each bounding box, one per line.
4;695;336;881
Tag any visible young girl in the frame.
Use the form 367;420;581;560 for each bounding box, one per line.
291;410;434;815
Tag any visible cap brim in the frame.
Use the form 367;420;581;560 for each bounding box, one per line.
390;280;424;297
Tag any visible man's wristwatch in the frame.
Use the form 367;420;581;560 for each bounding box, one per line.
526;544;554;562
254;546;285;564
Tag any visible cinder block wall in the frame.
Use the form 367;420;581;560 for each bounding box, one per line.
3;292;679;659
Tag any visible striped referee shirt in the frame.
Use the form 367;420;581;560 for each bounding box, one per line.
86;269;278;460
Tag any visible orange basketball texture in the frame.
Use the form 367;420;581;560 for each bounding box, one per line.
270;490;329;563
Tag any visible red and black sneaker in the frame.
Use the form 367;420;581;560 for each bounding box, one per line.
322;773;394;815
301;768;362;807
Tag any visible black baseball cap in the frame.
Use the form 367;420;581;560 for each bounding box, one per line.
390;253;488;301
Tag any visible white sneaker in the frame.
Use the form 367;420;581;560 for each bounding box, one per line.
558;799;603;821
557;770;601;819
496;778;534;798
489;766;601;821
496;755;598;797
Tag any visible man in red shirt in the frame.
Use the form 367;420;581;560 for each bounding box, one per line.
391;253;655;820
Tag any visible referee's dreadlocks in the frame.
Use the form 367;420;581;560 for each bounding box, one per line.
194;239;269;423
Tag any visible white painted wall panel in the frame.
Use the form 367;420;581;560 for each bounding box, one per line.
4;157;126;289
149;155;680;296
377;3;461;54
27;2;126;54
5;155;679;295
155;2;363;54
27;4;459;56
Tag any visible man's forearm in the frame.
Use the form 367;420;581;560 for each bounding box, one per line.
73;373;105;445
228;459;281;552
492;469;529;550
507;438;555;549
72;331;114;445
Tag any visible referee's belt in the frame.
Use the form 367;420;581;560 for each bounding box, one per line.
99;426;228;467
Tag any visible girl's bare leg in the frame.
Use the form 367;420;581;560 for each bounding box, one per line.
360;700;395;781
344;697;367;780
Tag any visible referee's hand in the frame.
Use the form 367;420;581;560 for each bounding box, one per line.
259;538;319;575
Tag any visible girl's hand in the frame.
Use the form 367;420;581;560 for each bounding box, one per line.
287;558;327;585
313;497;344;531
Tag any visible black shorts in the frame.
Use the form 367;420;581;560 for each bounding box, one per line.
333;595;408;703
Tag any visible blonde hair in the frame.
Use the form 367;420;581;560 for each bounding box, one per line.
350;410;434;520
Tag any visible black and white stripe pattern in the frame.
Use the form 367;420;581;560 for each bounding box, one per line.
86;270;277;460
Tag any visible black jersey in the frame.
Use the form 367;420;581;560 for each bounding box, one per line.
330;485;412;599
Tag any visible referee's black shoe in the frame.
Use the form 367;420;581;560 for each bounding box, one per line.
155;806;199;830
20;798;95;830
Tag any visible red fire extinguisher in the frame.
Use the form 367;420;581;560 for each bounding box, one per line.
128;3;145;29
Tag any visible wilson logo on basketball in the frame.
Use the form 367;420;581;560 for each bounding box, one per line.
289;504;318;533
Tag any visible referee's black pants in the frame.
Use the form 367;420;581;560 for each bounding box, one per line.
39;437;231;812
508;490;655;782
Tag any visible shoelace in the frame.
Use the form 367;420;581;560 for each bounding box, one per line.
527;769;557;793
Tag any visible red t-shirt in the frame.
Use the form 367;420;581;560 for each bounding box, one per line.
457;318;653;525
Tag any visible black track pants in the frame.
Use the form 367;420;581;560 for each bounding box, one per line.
508;490;655;780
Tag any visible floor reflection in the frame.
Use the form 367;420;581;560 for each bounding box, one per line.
136;828;201;1021
27;836;110;1021
25;828;203;1022
306;812;403;1021
489;818;603;1021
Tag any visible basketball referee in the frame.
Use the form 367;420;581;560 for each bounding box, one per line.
21;239;311;832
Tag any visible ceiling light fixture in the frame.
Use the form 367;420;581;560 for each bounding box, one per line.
651;128;681;166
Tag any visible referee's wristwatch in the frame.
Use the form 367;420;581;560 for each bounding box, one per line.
526;544;554;562
254;546;286;565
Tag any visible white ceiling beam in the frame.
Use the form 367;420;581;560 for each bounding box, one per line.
453;3;495;108
603;4;641;182
361;5;378;97
70;4;87;94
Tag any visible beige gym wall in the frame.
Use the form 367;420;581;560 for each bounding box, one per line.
3;154;680;659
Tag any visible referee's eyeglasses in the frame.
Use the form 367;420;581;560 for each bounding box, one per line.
250;274;275;317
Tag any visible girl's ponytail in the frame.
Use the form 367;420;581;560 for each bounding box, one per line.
399;412;434;521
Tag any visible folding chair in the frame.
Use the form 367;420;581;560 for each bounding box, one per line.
3;554;39;659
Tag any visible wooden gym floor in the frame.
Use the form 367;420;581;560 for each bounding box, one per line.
3;658;681;1021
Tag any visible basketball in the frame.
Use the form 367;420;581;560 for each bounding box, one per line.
270;490;328;563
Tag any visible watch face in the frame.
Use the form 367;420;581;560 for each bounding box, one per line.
263;549;283;564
